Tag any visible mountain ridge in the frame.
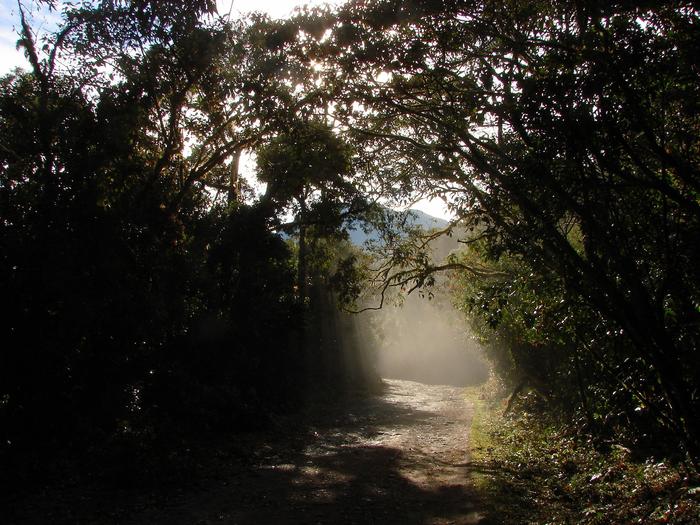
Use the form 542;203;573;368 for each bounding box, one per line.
347;208;449;246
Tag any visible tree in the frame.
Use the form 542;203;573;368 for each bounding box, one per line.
309;0;700;459
257;120;356;302
0;0;321;472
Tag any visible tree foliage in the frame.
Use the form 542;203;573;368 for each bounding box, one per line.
1;0;699;479
307;0;700;460
0;0;365;482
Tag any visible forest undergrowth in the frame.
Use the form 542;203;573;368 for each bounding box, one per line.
467;380;700;525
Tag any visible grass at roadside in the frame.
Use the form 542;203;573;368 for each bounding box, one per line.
465;379;700;524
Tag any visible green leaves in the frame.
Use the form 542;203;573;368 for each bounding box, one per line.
257;121;352;206
310;0;700;460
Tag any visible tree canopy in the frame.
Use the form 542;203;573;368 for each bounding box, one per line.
1;0;699;475
303;0;700;460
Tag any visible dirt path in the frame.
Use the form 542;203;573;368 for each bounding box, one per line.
148;378;482;525
9;379;483;524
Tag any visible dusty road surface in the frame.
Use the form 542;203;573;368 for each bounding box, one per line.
156;378;482;525
9;379;483;524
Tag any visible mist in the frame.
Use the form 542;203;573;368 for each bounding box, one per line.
365;292;489;387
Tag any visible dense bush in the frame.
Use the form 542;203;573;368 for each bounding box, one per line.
455;242;696;459
0;73;302;463
0;1;373;484
0;10;309;479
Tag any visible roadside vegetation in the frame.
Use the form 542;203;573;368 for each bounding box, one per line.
467;379;700;524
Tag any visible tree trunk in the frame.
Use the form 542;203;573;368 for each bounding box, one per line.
228;148;242;203
297;197;308;306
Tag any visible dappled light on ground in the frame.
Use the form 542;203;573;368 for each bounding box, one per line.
145;379;483;524
7;380;484;524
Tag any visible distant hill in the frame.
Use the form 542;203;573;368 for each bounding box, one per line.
347;208;449;247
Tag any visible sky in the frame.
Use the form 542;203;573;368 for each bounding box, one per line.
0;0;345;72
0;0;452;220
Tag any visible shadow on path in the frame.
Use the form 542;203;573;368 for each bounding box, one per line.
8;380;486;525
